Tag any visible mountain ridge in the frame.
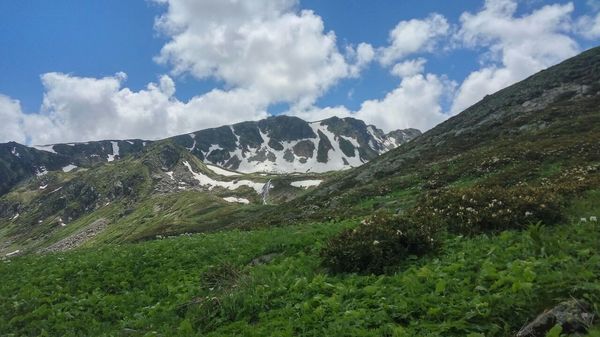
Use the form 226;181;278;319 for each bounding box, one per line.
0;116;420;196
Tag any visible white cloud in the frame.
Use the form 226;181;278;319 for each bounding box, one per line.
347;43;376;77
291;73;456;132
355;74;455;131
3;72;269;145
153;0;359;108
587;0;600;11
0;95;27;143
452;0;579;113
576;12;600;39
391;58;427;78
378;14;450;66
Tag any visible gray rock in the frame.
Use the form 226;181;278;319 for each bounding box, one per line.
41;218;110;253
516;299;595;337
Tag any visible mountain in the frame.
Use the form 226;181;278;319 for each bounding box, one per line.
234;46;600;226
170;116;420;173
0;116;420;196
0;116;419;254
2;47;599;337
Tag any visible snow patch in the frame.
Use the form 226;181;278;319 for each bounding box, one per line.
39;185;48;190
33;145;57;154
230;126;240;143
12;213;19;220
223;197;250;204
5;250;20;257
11;147;20;157
166;171;175;180
291;180;322;188
183;161;264;193
208;144;224;152
206;165;240;176
187;140;196;151
62;164;78;173
36;167;48;176
107;141;120;162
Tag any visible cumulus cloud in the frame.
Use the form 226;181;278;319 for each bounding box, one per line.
378;14;449;66
576;12;600;39
391;58;427;78
292;73;456;132
354;74;455;131
451;0;579;113
0;95;27;143
153;0;361;108
4;72;269;145
347;43;376;77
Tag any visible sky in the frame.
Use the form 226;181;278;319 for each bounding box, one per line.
1;0;599;145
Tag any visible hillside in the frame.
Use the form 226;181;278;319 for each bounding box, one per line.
0;140;337;255
250;46;600;226
1;47;599;336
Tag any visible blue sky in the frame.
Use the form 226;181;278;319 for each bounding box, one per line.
0;0;599;144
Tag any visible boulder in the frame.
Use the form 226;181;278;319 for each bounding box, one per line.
516;299;595;337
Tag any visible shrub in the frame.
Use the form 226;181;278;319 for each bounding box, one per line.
320;213;440;274
411;185;566;235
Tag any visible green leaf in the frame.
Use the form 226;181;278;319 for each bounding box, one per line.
545;324;562;337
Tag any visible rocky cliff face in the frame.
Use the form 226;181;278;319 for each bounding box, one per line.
171;116;420;173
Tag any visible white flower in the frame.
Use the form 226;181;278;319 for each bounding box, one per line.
581;218;587;222
590;216;597;222
373;240;380;245
525;211;533;217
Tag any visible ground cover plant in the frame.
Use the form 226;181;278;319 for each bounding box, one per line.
1;191;599;336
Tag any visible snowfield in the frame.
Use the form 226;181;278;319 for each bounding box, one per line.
206;164;241;177
222;197;250;204
183;161;264;193
291;180;323;188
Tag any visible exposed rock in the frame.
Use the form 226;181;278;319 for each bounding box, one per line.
41;218;110;253
516;299;595;337
293;140;316;158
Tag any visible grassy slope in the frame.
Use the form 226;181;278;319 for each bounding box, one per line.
0;140;332;253
0;191;598;336
231;46;600;228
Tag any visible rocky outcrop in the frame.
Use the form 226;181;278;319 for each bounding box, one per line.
41;218;110;253
516;299;595;337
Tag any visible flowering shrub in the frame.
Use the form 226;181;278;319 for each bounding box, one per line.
411;185;566;235
321;213;440;274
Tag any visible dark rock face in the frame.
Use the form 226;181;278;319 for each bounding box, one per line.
386;128;422;144
516;299;595;337
316;130;333;163
0;142;71;195
293;140;316;158
258;115;317;141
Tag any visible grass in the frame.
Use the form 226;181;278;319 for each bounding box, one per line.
1;199;598;336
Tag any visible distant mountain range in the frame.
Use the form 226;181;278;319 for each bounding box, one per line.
0;116;420;196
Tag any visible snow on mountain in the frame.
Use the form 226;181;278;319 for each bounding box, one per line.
0;116;421;195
